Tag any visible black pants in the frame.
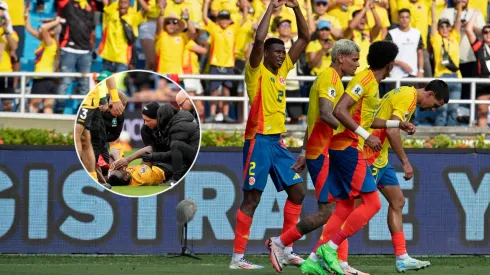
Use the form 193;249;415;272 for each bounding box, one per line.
170;140;197;181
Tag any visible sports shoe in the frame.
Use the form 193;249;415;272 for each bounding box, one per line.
316;244;344;275
396;257;431;272
101;182;112;189
283;251;305;266
266;237;285;272
342;263;370;275
299;258;328;275
229;257;264;269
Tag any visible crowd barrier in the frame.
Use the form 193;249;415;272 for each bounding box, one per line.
0;145;488;255
1;72;490;126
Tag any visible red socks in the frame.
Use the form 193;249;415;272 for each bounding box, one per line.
337;239;349;262
313;200;355;252
332;191;381;246
282;200;302;247
233;209;253;254
392;231;407;256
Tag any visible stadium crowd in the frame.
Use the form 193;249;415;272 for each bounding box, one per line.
0;0;490;126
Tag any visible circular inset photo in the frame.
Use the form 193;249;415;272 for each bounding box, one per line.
74;70;201;197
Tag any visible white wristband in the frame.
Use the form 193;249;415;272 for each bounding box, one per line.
386;120;400;128
354;126;370;140
300;149;306;157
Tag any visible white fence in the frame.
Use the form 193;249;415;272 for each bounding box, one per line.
1;72;490;126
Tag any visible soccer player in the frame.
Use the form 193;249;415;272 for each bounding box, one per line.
266;39;361;274
75;75;124;184
315;41;415;275
230;0;310;270
337;80;449;273
108;146;173;186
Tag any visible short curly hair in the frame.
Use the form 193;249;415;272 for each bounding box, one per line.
367;41;399;70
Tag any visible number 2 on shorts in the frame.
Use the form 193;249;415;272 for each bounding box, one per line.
249;161;256;176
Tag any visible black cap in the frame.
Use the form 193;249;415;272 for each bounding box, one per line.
142;102;160;119
217;10;231;19
438;18;451;27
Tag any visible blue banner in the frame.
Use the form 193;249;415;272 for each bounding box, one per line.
0;147;489;255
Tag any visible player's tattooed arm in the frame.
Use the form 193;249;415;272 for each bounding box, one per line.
319;98;339;129
249;0;278;68
385;115;413;180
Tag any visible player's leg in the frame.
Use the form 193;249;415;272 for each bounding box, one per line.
317;148;381;275
230;137;269;269
265;138;305;271
80;129;97;181
169;140;197;182
377;165;430;272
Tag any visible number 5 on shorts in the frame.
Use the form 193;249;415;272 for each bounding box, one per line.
249;161;256;176
80;108;88;120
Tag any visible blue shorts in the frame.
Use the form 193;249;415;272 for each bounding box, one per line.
326;147;377;201
306;154;331;203
209;66;234;92
371;163;399;189
243;134;303;192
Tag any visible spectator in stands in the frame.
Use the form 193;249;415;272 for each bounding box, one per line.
465;14;490;127
385;9;424;79
165;0;199;25
3;0;23;84
345;0;382;73
398;0;433;78
139;0;165;70
440;0;486;99
0;2;17;112
202;0;247;124
430;0;463;126
366;0;390;41
176;89;199;122
98;0;148;73
467;0;488;25
182;22;206;122
311;0;342;38
306;20;332;76
326;0;362;31
25;15;64;114
57;0;95;98
155;11;195;75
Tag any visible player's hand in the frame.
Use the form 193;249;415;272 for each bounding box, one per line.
111;158;129;170
365;135;382;152
141;152;154;162
417;71;423;78
399;122;416;135
99;103;109;112
402;161;413;180
284;0;299;8
111;101;124;116
291;154;306;173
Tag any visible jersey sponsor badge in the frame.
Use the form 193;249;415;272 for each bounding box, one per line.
293;173;300;180
328;87;336;99
352;84;363;96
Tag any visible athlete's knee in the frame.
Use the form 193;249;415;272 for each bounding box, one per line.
287;184;305;204
241;191;261;213
389;194;405;212
368;191;382;213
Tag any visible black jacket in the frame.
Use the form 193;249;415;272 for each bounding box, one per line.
157;104;200;148
102;111;125;142
141;125;169;152
59;0;95;51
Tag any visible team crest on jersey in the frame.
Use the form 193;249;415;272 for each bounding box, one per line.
352;84;363;96
279;76;286;85
175;37;181;43
227;31;232;36
112;118;117;127
249;177;256;185
328;87;336;99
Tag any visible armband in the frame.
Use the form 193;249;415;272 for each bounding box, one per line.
109;89;120;102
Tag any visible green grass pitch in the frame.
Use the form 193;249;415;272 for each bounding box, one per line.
0;255;488;275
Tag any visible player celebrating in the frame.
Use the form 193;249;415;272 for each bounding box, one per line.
75;75;124;184
230;0;310;270
266;39;361;274
334;80;449;273
315;41;415;275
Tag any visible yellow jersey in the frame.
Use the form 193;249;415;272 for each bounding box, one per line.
327;0;364;30
155;31;188;74
364;86;417;167
99;3;146;64
34;41;57;78
330;69;380;151
127;164;166;186
4;0;25;26
305;39;332;76
430;29;461;78
0;30;18;72
306;67;344;159
314;14;342;30
206;20;239;67
183;40;201;74
165;1;200;25
82;84;108;109
366;5;391;42
235;18;254;61
244;54;295;140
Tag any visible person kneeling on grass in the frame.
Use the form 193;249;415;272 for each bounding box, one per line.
109;146;174;186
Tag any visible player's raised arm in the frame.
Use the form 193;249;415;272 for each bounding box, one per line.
286;0;310;64
105;76;124;116
249;0;280;68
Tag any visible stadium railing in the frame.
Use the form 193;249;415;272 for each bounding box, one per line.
1;72;490;127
